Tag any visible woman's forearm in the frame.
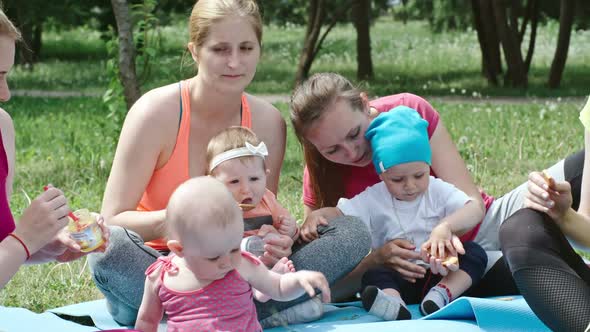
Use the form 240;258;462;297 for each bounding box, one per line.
0;237;28;289
106;210;166;242
558;208;590;247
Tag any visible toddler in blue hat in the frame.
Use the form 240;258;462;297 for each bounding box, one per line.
314;106;487;320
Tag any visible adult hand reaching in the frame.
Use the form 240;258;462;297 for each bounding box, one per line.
377;238;426;283
299;210;329;243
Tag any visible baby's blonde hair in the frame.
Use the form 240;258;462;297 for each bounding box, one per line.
166;176;242;242
206;126;265;175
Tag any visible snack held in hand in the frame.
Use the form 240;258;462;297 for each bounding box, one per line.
541;170;555;188
442;256;458;266
68;209;105;252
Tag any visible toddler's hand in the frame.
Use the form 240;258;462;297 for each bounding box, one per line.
277;215;298;239
292;270;331;303
421;221;455;260
423;235;464;276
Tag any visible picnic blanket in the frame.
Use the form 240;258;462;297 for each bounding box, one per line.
0;296;550;331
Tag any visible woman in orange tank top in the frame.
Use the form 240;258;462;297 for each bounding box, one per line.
88;0;288;326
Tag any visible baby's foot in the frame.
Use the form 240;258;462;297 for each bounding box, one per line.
260;296;324;328
271;257;295;274
361;286;411;321
420;284;452;315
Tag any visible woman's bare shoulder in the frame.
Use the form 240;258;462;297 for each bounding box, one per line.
125;83;182;130
246;94;283;119
0;108;14;137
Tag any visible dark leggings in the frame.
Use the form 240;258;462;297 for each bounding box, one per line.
500;151;589;332
362;242;488;303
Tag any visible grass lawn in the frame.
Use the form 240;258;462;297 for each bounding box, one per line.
0;95;584;312
7;18;590;97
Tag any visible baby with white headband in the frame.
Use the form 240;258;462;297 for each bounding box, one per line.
207;127;299;270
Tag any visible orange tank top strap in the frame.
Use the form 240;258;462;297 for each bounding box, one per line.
241;94;252;128
241;251;261;266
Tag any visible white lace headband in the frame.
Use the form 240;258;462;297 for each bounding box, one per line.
209;141;268;172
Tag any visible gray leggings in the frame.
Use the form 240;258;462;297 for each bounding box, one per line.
88;216;371;325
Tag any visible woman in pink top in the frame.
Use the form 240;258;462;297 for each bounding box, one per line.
0;9;108;289
290;73;584;300
89;0;371;327
135;177;330;332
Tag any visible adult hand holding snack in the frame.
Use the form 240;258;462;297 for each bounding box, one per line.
525;170;573;221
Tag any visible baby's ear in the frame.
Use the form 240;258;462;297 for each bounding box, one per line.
265;168;270;175
167;240;184;257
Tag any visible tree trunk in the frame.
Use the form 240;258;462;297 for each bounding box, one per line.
111;0;141;109
471;0;502;85
294;0;325;85
492;0;527;87
524;0;539;73
352;0;373;80
32;24;42;62
548;0;575;88
10;5;39;67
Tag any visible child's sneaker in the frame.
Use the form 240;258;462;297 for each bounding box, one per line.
361;286;411;320
260;296;324;328
420;284;451;315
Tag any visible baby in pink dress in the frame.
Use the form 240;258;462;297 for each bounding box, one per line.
135;177;330;332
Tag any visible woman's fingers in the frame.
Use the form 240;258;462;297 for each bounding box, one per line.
527;178;552;202
300;221;319;242
524;197;549;213
389;257;426;280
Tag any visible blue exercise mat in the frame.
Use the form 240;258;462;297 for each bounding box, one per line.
0;306;96;332
45;296;550;332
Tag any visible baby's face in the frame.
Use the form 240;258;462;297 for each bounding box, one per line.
212;157;268;208
379;161;430;201
183;221;244;281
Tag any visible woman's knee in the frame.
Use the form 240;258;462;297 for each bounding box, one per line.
499;208;551;249
88;226;155;274
325;215;371;261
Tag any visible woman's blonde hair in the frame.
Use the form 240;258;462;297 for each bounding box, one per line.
0;8;21;41
290;73;366;208
206;126;264;175
189;0;262;49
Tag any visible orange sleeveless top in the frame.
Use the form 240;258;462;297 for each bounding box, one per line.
139;79;252;250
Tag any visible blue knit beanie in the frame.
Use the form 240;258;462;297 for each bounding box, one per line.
365;106;431;174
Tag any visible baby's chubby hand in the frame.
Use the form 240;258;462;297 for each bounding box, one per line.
277;215;298;239
287;270;331;303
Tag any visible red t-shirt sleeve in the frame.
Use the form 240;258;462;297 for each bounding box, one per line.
371;93;440;138
302;166;316;207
